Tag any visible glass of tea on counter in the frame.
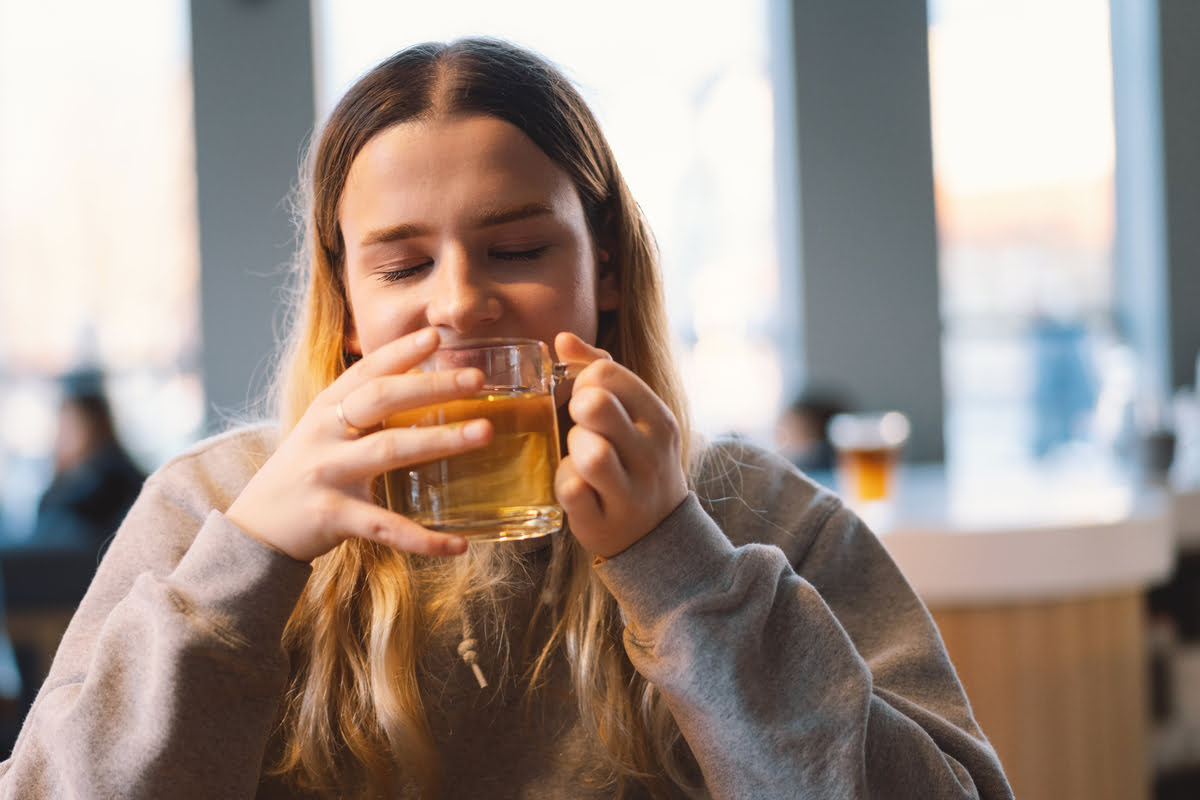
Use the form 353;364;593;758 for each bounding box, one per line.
828;410;911;527
384;338;575;543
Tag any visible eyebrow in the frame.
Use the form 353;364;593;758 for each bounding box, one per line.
471;201;554;228
361;222;430;246
359;202;556;247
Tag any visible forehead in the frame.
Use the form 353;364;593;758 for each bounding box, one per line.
339;115;583;228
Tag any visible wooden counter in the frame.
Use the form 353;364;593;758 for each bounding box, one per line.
868;464;1174;800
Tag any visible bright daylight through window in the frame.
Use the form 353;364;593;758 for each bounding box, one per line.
929;0;1124;477
315;0;784;444
0;0;202;539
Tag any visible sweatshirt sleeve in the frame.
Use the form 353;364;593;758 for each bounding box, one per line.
593;448;1013;800
0;432;312;799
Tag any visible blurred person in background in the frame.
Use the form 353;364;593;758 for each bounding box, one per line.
32;369;146;553
774;390;847;473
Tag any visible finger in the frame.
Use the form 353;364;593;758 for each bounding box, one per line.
339;327;442;390
568;385;640;458
340;367;484;432
572;359;677;440
565;424;631;499
555;457;605;531
338;495;468;556
331;419;493;483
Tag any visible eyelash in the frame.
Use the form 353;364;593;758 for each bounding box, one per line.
378;264;429;284
493;245;550;262
376;246;551;284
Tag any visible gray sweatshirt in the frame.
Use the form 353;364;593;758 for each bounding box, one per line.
0;425;1012;799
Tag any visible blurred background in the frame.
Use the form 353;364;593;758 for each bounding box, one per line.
3;0;1197;524
0;0;1198;794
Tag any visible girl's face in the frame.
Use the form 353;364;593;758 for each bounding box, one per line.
338;114;620;358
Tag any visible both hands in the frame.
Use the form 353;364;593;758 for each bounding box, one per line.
226;328;688;563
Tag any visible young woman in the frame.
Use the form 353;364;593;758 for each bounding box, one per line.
0;38;1012;799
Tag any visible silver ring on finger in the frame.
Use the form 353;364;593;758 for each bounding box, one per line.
336;400;370;438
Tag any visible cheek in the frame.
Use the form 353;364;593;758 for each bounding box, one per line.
525;278;597;339
348;290;424;355
570;268;603;340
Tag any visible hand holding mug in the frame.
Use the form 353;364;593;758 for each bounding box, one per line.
226;328;488;563
554;332;689;559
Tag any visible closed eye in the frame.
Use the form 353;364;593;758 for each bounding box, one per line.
492;245;550;262
374;245;549;283
378;262;432;283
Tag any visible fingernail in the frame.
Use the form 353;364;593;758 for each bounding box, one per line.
414;328;438;348
457;368;482;389
462;419;490;442
446;536;468;555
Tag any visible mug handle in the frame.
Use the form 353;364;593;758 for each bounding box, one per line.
551;360;589;386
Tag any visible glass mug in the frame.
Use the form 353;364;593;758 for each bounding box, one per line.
827;410;911;528
382;338;577;542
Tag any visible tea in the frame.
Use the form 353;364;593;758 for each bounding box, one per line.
827;411;910;529
836;447;896;502
385;389;563;541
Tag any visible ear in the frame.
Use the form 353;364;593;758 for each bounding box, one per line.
595;249;620;312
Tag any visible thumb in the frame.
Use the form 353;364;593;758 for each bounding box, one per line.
554;331;612;365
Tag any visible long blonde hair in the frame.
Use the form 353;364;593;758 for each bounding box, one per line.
268;38;696;798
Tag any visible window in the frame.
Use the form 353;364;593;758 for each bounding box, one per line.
0;0;202;539
928;0;1127;474
313;0;783;442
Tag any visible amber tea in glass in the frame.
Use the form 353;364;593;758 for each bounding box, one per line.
828;411;911;528
384;339;569;542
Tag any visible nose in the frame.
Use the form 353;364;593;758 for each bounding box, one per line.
424;251;502;336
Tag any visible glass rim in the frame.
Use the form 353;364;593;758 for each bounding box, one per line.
431;337;546;351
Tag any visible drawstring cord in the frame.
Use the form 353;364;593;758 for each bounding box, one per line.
458;615;488;689
455;535;562;691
